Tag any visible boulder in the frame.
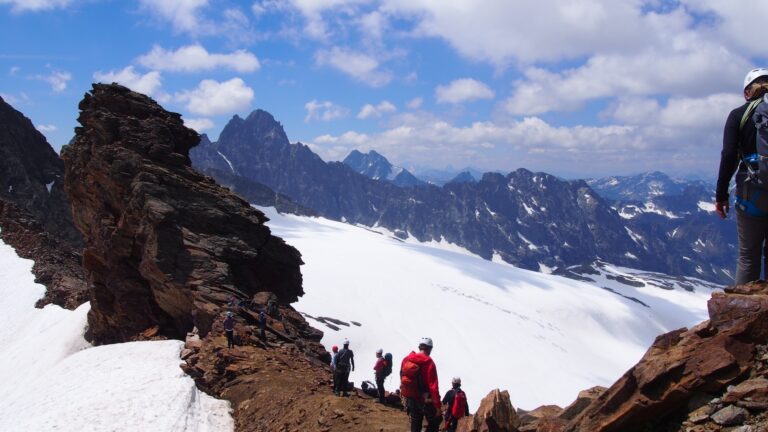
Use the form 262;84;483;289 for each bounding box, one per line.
558;386;605;421
463;389;521;432
710;405;749;426
565;282;768;432
62;84;304;343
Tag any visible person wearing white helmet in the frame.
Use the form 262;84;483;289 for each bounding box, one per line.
223;311;236;349
442;377;470;432
373;348;387;403
334;339;355;396
716;68;768;284
400;337;441;432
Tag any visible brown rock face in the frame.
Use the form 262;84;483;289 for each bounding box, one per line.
459;389;521;432
565;282;768;432
62;84;304;343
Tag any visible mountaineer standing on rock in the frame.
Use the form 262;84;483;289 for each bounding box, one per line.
717;68;768;284
223;311;235;349
400;337;441;432
330;345;338;392
373;348;392;403
442;377;469;432
334;339;355;396
258;310;267;341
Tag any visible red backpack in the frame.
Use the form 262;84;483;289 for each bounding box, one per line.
451;390;467;419
400;359;421;398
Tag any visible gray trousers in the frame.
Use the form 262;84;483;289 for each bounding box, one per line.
736;209;768;285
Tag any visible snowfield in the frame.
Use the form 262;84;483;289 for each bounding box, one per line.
0;236;233;432
257;206;718;411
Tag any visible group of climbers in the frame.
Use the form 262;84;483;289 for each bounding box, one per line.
329;337;470;432
221;295;270;349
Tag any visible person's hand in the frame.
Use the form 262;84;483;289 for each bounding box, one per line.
715;201;729;219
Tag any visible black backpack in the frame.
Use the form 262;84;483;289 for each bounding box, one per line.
737;96;768;217
336;348;352;371
383;353;393;378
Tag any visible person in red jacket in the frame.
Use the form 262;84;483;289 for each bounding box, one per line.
400;337;441;432
373;348;386;403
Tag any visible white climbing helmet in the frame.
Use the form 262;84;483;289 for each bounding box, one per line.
452;377;461;385
376;348;383;354
419;337;433;348
343;338;350;346
744;68;768;91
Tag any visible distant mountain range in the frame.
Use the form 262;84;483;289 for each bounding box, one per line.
190;109;736;284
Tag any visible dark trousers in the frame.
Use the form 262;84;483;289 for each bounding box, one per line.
225;329;234;348
375;375;385;402
736;209;768;285
334;367;350;394
406;398;441;432
445;418;459;432
259;325;266;341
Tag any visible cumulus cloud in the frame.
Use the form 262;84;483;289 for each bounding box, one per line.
137;44;261;73
304;99;348;122
357;100;396;119
93;66;166;100
138;0;252;41
183;117;214;132
435;78;495;104
503;39;749;115
406;97;423;109
33;70;71;93
0;0;72;12
176;78;254;116
36;124;56;132
315;47;392;87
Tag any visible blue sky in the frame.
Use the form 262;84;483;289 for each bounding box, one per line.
1;0;767;179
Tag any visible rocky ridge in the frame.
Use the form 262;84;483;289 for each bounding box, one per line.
61;84;406;431
62;84;304;344
0;95;87;309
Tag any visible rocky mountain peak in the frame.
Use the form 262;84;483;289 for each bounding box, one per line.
63;83;304;344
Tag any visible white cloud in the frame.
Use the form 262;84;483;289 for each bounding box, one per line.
435;78;495;104
138;0;252;40
33;70;71;93
137;45;261;73
503;39;749;115
93;66;166;101
605;93;740;129
0;0;72;12
9;66;19;76
138;0;210;34
176;78;254;116
36;124;56;132
357;100;396;119
183;117;214;132
304;99;348;122
315;47;392;87
406;97;423;109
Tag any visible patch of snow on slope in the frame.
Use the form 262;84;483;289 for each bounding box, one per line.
698;201;715;212
258;207;713;410
216;151;236;175
0;235;233;432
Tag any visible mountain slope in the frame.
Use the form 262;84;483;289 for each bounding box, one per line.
343;149;425;187
258;205;714;410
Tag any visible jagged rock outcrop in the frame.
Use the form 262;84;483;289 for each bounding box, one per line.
564;282;768;432
62;84;304;344
0;95;82;247
459;389;521;432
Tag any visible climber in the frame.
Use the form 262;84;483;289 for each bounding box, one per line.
442;377;469;432
330;345;339;393
334;339;355;396
373;348;386;403
223;311;235;349
258;310;267;341
400;337;441;432
716;68;768;284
